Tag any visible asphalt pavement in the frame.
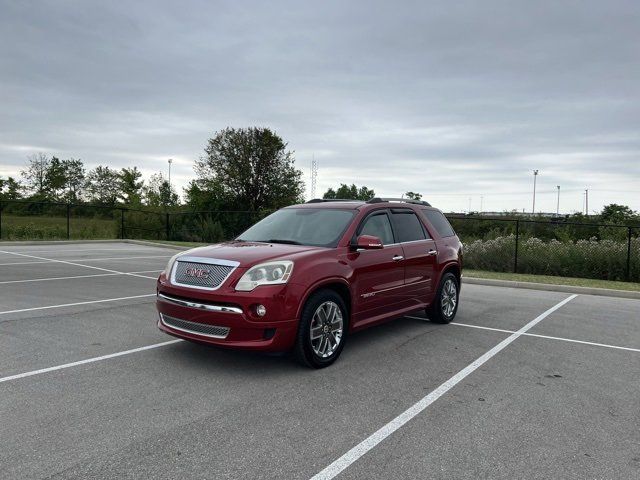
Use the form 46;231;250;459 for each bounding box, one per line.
0;242;638;479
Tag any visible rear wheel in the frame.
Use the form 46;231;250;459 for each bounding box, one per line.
427;272;459;324
294;290;348;368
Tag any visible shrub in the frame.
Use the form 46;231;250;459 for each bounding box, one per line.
463;235;639;282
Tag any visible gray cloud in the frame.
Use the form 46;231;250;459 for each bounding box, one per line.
1;0;638;213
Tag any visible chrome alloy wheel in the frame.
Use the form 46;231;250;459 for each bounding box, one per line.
310;300;344;358
441;278;457;318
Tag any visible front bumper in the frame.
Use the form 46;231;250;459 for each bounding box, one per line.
156;274;302;351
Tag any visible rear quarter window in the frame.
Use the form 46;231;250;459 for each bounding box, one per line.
391;210;427;242
422;210;456;238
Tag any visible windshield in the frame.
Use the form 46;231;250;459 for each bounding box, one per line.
238;208;355;247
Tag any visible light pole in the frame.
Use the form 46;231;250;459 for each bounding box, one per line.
532;170;539;214
556;185;560;215
168;158;173;188
585;189;589;216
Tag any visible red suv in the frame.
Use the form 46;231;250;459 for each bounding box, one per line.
156;198;463;368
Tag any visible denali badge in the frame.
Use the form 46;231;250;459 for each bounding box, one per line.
184;267;211;279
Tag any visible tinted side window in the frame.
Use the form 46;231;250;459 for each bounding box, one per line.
391;211;427;242
359;213;394;245
423;210;455;237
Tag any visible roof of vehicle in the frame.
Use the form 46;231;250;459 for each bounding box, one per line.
292;197;433;210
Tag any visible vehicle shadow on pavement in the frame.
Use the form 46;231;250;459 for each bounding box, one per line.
155;312;444;374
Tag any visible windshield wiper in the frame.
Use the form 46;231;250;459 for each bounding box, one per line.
262;239;301;245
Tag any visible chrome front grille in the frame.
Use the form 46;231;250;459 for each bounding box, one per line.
160;313;230;339
170;256;239;290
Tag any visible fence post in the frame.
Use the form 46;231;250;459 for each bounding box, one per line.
66;203;71;240
626;227;633;282
120;208;125;239
165;212;170;241
514;219;520;273
0;201;3;240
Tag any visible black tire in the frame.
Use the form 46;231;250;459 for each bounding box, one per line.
427;272;459;324
293;289;348;368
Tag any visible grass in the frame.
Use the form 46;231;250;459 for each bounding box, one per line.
465;269;640;292
1;214;118;240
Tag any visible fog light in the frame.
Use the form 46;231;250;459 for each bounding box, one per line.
256;304;267;317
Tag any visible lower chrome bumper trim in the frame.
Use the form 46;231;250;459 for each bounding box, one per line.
157;292;243;314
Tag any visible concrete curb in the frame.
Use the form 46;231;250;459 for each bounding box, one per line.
463;276;640;300
123;239;192;251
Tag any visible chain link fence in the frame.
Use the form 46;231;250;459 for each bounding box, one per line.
449;216;639;282
0;200;270;244
1;200;638;282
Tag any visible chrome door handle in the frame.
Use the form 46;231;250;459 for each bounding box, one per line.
392;255;404;261
427;249;437;256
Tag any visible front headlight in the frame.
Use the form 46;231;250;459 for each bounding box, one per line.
235;261;294;291
164;252;182;276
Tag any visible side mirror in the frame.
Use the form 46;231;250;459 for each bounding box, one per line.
352;234;384;250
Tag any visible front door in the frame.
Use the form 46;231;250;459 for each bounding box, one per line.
346;210;405;327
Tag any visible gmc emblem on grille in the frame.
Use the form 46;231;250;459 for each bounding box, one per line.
184;267;211;279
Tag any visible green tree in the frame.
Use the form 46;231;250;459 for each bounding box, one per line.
405;191;422;200
44;156;67;200
321;187;337;200
62;158;85;203
323;183;375;200
144;173;178;208
600;204;637;224
21;153;50;198
193;127;305;211
0;176;23;200
85;166;120;205
118;167;144;205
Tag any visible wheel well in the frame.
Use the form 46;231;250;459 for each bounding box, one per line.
314;282;351;317
442;263;461;285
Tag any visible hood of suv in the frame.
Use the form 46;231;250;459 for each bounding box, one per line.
179;241;323;268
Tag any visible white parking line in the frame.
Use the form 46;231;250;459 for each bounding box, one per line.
0;270;162;285
0;254;171;266
448;322;640;353
0;339;183;384
310;294;578;480
0;247;170;255
0;250;163;280
0;293;156;317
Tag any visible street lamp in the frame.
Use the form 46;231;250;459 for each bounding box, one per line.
556;185;560;215
532;170;539;214
168;158;173;188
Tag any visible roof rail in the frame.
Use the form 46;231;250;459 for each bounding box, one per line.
306;198;364;203
366;197;431;207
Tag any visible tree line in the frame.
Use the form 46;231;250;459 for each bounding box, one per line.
0;126;382;213
2;126;636;225
0;153;179;208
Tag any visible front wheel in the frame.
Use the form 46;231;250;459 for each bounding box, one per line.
427;272;459;324
293;290;348;368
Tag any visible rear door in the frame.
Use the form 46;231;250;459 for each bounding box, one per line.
347;209;406;327
390;208;438;307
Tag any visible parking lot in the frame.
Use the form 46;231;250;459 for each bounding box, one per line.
1;242;639;479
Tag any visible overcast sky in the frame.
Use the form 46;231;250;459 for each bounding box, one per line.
1;0;638;213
